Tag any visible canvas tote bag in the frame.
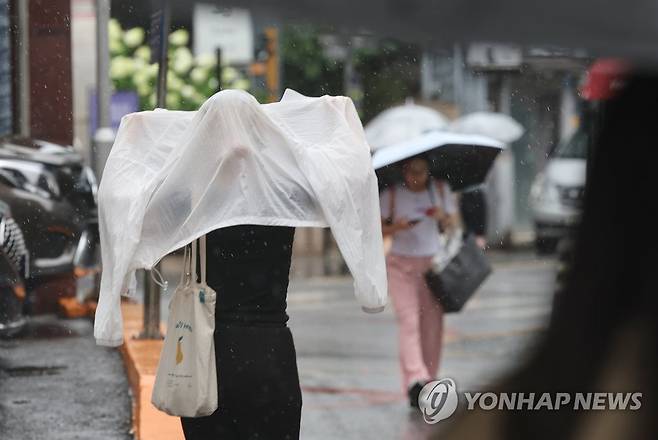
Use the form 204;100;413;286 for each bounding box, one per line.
152;235;218;417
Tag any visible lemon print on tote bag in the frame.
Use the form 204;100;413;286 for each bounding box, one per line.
176;336;184;365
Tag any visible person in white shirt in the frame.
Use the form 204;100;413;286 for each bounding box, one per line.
379;156;458;408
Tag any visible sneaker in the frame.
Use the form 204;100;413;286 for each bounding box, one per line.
407;381;425;408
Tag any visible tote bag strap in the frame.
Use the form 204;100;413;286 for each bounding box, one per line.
178;235;207;286
199;234;207;285
191;238;198;284
179;244;191;286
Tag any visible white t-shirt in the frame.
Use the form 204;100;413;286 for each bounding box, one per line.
380;181;457;257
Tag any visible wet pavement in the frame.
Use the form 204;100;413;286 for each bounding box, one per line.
152;249;556;438
287;251;556;439
0;316;133;440
0;249;555;439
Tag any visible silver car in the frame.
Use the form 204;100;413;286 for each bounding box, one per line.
530;129;587;253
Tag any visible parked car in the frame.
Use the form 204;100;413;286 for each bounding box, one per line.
0;248;26;337
0;137;100;313
0;199;29;277
0;201;28;336
530;128;587;254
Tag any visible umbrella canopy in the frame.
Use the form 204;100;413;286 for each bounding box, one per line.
448;112;524;143
364;102;449;151
372;130;504;191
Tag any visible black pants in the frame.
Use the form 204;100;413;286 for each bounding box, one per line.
180;322;302;439
459;188;487;237
181;225;301;439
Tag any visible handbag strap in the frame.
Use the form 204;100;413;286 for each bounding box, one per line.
437;180;446;202
387;185;396;222
428;178;446;207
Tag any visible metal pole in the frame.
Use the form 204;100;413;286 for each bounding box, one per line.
15;0;29;137
138;0;170;340
215;47;222;92
155;0;170;107
93;0;114;179
453;43;465;111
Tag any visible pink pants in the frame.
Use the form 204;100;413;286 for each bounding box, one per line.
386;253;444;393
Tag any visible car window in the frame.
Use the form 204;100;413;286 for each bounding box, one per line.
553;129;588;159
0;168;27;188
0;160;60;198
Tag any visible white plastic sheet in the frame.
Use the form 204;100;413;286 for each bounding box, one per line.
94;89;388;347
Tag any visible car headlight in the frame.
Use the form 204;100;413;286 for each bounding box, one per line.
531;172;560;204
540;179;560;204
530;172;545;201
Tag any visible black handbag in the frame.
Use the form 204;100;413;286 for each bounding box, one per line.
424;234;492;313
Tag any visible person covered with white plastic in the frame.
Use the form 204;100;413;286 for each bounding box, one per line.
95;89;388;438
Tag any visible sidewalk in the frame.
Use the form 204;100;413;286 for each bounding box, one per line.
119;301;184;440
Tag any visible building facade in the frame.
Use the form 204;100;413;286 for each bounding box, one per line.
1;0;73;144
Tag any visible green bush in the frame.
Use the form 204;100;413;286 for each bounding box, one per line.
109;19;251;111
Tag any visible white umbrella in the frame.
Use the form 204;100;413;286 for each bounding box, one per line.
372;130;504;191
365;101;449;151
448;112;524;144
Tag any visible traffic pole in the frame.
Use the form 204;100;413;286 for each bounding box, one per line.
215;47;222;92
15;0;30;137
138;0;170;340
93;0;114;179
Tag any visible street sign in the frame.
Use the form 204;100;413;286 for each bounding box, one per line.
89;91;139;138
193;5;254;65
466;44;522;71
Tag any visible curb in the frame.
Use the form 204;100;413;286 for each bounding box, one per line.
57;297;98;318
119;301;184;440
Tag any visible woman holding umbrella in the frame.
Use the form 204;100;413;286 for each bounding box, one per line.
379;156;458;408
372;129;503;407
